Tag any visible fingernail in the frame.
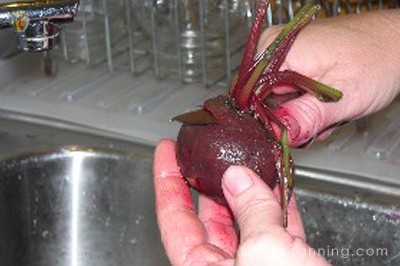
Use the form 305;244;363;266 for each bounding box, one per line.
223;166;253;196
273;107;301;141
281;114;301;141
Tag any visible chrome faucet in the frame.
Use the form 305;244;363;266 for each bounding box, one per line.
0;0;79;52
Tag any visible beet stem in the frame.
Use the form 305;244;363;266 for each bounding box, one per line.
234;1;320;110
234;0;269;98
252;98;281;144
256;70;343;102
281;129;291;227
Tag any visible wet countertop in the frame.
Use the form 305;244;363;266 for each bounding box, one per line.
0;110;154;161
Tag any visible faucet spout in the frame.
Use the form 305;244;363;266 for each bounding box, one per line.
0;0;79;52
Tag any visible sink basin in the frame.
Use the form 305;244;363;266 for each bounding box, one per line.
1;147;399;266
0;147;169;266
295;169;400;266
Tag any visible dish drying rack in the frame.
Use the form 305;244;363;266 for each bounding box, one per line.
0;0;399;191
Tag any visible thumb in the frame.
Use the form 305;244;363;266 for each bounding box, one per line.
273;93;346;147
222;166;329;266
221;166;284;241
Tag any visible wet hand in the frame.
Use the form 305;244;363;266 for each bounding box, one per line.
153;139;330;266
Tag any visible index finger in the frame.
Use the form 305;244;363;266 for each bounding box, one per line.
154;139;226;265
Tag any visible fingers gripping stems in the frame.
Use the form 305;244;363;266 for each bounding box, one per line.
232;1;320;110
251;96;284;144
255;70;343;103
276;71;343;102
225;0;342;228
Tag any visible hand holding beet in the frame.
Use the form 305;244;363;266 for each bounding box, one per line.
153;140;330;265
173;0;343;226
155;3;400;266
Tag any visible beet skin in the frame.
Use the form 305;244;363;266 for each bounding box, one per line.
176;96;278;202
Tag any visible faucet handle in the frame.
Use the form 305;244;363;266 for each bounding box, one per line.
0;0;80;52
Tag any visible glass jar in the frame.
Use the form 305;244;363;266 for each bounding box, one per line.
132;0;250;84
62;0;126;66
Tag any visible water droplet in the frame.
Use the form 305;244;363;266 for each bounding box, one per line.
135;214;145;225
42;230;50;238
105;217;110;227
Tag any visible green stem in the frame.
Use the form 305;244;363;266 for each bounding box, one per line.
236;1;320;110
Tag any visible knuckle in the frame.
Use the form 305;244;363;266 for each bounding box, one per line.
243;233;271;248
236;233;280;263
237;235;266;258
299;97;326;130
235;194;278;225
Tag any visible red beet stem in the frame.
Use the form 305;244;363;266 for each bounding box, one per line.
237;0;269;80
232;2;319;111
232;0;269;108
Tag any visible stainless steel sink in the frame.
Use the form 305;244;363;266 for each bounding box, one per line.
0;147;169;266
0;114;170;266
295;171;400;266
0;113;399;266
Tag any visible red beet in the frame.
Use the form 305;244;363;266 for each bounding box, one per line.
173;0;342;222
177;96;278;201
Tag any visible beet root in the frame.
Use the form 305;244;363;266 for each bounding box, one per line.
176;96;278;202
